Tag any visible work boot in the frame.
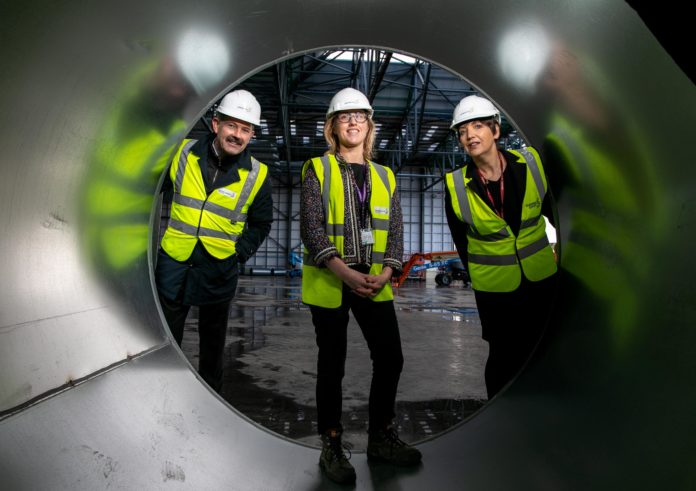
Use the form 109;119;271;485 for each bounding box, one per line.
367;426;422;466
319;429;356;484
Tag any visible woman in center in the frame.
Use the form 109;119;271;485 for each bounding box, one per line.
300;87;421;484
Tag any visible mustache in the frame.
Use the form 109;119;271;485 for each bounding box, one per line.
225;136;244;145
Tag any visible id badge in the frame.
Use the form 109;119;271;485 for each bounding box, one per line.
360;228;375;245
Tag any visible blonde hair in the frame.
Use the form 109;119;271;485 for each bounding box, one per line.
323;113;376;162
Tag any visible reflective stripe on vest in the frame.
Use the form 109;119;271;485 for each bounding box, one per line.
446;148;557;292
161;139;267;261
301;155;395;307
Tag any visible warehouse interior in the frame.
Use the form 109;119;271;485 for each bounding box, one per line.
1;1;694;490
168;47;537;445
186;47;528;269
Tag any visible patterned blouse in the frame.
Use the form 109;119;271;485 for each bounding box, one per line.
300;154;404;275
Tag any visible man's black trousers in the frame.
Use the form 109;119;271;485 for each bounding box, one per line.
158;293;231;393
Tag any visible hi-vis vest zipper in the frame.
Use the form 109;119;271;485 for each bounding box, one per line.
301;154;395;308
161;139;268;261
445;148;557;292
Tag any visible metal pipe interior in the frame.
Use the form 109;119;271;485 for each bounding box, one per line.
0;1;694;489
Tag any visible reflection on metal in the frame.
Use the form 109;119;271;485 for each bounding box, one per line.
496;20;552;93
0;1;694;489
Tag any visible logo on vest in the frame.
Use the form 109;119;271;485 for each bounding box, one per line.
217;188;237;199
374;206;389;215
526;198;541;209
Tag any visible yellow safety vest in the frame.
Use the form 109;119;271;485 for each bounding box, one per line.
546;114;648;334
86;120;184;270
445;148;557;292
161;139;268;261
301;154;396;308
83;59;187;271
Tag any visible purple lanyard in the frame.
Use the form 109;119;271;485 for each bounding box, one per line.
355;179;367;204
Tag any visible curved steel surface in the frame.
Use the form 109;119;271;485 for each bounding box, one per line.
1;1;694;489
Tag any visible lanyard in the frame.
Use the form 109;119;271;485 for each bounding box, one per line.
355;176;367;204
345;161;370;229
476;152;505;219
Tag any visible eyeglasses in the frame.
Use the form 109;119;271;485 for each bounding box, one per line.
336;111;368;123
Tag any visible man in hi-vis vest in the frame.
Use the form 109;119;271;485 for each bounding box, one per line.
156;89;272;392
444;95;558;399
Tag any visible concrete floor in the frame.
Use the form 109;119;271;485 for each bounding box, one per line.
179;271;488;451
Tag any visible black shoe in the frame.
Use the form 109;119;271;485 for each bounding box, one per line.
367;426;422;466
319;429;356;484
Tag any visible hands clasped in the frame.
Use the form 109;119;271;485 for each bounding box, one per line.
342;268;390;298
325;257;392;299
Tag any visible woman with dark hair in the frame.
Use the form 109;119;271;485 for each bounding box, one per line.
445;95;558;399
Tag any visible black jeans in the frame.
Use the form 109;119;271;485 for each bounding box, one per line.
310;285;404;435
158;293;231;393
475;273;558;398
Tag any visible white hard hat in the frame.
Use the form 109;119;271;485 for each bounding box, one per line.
450;95;501;130
326;88;373;118
176;28;230;95
216;90;261;126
